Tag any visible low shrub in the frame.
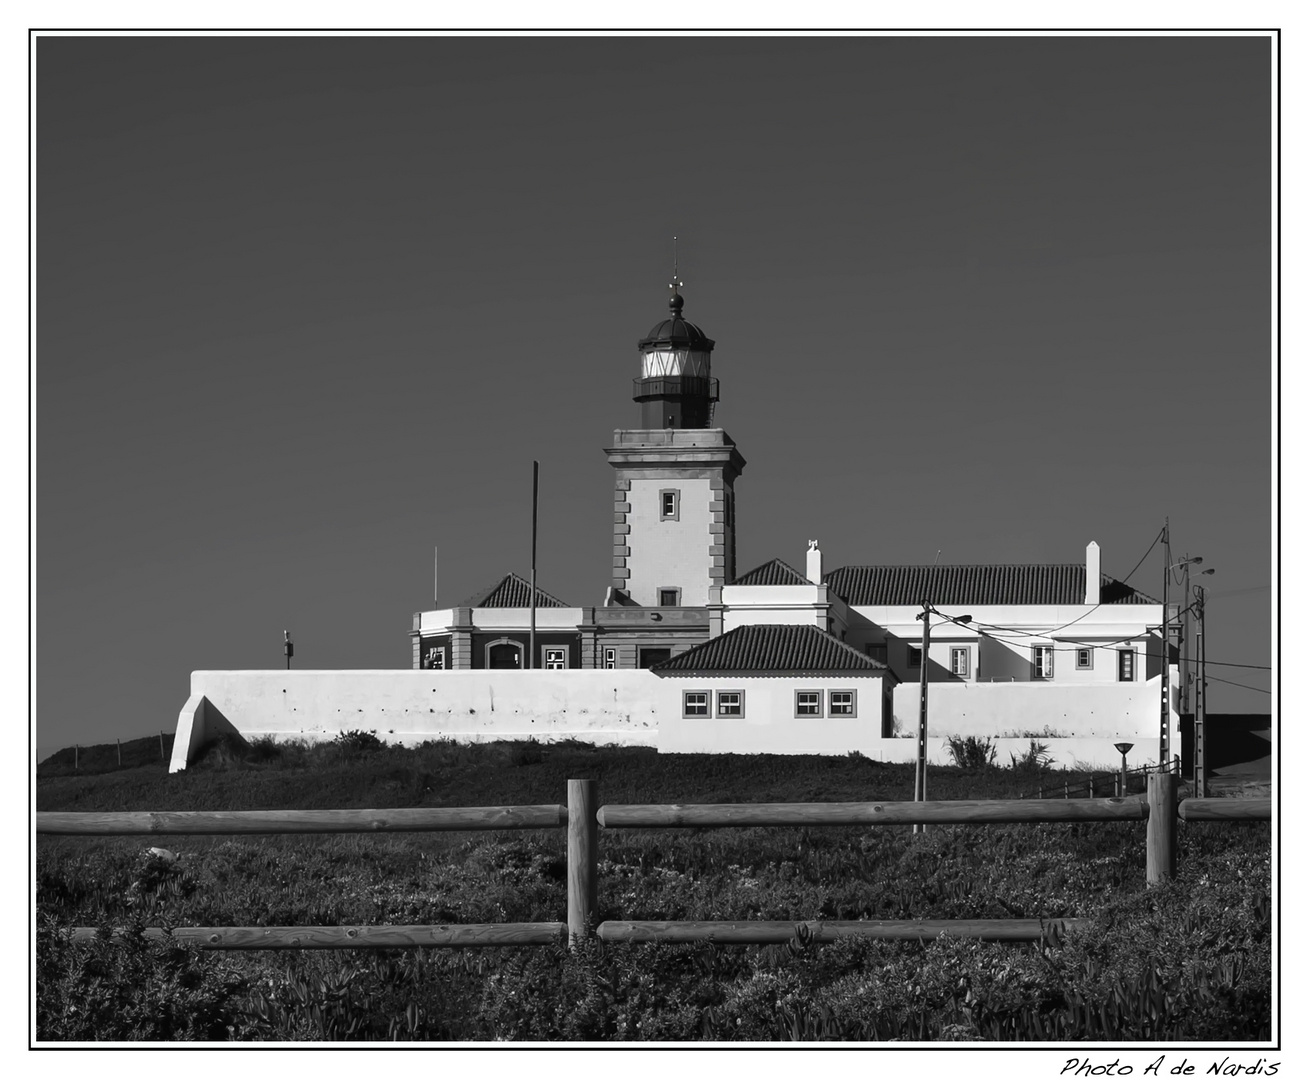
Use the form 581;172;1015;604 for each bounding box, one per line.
945;735;996;770
1009;739;1053;772
332;730;386;755
36;917;249;1041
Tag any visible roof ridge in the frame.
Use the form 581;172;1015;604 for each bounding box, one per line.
733;557;810;585
458;571;570;609
652;622;887;673
826;562;1086;572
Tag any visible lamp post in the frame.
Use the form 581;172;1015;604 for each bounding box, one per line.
1161;555;1203;768
913;604;973;835
1114;741;1133;796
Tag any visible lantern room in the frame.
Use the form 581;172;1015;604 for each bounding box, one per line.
633;276;718;429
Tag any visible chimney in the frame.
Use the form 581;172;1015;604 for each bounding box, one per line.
1084;541;1101;604
807;539;823;585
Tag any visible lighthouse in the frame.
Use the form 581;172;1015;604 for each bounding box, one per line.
605;265;746;609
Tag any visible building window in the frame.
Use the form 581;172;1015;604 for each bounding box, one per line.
1118;649;1136;682
424;646;445;670
543;647;567;670
603;647;617;670
639;647;672;668
683;691;709;718
907;645;922;668
1076;648;1093;670
950;647;970;677
659;489;680;521
866;643;888;664
716;690;745;718
829;690;857;717
795;690;822;717
1032;646;1054;680
658;587;681;607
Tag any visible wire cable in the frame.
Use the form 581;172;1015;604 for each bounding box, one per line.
1120;525;1166;587
1178;658;1272;671
1199;673;1272;695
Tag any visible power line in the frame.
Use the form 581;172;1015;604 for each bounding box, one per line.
1121;525;1166;587
1200;673;1272;695
1178;658;1272;671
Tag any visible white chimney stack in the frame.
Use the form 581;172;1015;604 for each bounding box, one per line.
807;539;823;585
1084;541;1100;604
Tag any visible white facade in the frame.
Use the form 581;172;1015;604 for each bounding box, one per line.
657;673;888;756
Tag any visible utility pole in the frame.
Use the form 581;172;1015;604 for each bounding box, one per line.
284;630;294;670
1159;520;1171;769
1180;559;1191;717
914;603;931;835
1195;587;1207;797
529;460;539;670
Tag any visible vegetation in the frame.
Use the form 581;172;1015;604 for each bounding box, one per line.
36;737;1271;1042
945;735;996;770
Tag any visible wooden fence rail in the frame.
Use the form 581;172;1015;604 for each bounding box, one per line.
596;919;1084;944
596;797;1146;829
36;775;1270;952
37;806;567;835
68;923;567;949
1179;797;1272;821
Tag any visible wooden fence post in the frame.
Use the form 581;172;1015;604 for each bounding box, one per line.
1087;776;1094;798
1146;771;1178;884
567;779;598;947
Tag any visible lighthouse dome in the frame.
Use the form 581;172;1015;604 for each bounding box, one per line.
638;292;715;352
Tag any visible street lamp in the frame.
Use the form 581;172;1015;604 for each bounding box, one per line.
913;604;973;834
1114;741;1133;796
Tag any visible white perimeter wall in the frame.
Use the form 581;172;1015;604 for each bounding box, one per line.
890;678;1169;769
172;669;1174;773
172;669;663;770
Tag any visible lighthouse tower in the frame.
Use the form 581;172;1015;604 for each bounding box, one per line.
605;268;746;608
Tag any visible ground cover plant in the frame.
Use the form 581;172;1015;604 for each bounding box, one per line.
36;737;1272;1042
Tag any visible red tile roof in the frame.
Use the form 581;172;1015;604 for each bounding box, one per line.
823;565;1158;607
459;573;570;609
732;558;811;586
651;624;888;675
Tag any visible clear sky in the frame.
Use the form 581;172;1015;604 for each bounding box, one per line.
34;34;1274;756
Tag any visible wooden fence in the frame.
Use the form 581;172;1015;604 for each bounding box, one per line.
1021;758;1182;801
37;774;1270;951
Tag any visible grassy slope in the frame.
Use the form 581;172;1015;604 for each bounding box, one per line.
35;738;1273;1042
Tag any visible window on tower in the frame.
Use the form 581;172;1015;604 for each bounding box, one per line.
659;588;680;607
659;489;680;521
